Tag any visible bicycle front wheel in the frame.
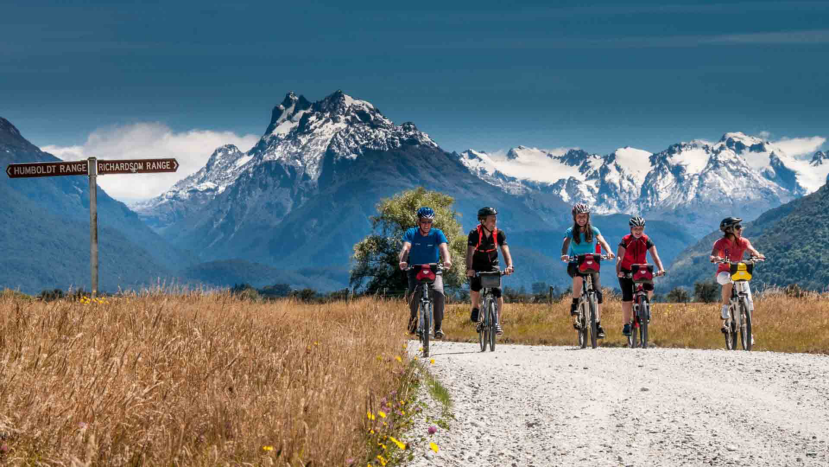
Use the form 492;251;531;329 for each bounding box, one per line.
578;302;588;349
640;298;650;349
422;301;431;357
739;299;752;351
479;298;488;352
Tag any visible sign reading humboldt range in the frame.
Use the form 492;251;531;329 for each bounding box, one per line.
6;156;179;295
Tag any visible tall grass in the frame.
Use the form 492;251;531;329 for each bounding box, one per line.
441;292;829;354
0;293;411;465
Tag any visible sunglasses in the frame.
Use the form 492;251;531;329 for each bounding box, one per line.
419;220;433;225
734;225;743;230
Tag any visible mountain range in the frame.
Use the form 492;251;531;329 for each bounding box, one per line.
1;90;827;293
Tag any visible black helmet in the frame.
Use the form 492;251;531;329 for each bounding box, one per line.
478;207;498;219
629;216;646;227
719;217;742;232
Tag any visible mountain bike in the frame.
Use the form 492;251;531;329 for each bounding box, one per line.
407;263;443;358
714;257;764;351
567;254;610;349
622;264;665;349
475;270;508;352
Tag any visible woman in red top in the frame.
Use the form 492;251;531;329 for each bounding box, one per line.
709;217;765;333
616;216;666;337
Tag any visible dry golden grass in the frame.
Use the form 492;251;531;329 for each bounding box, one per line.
0;293;414;465
441;293;829;354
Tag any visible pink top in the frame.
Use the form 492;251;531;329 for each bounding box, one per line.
712;237;750;273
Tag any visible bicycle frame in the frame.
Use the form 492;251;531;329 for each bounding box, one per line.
476;270;505;352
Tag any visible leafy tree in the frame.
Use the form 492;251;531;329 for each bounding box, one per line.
350;187;466;293
666;287;690;303
531;282;548;295
693;281;719;303
260;283;292;298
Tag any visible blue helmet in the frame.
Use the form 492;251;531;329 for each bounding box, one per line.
416;206;435;220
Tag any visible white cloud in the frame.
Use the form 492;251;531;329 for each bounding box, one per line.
769;136;827;159
758;130;772;140
43;123;259;202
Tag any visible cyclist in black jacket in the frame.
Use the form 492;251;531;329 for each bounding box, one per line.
466;207;514;335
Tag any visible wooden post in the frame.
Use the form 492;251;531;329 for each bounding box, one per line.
88;157;98;297
549;286;553;305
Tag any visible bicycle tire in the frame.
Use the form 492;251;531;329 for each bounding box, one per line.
588;294;598;349
578;300;588;349
423;301;431;357
628;302;638;348
740;299;752;351
724;318;734;350
640;297;650;349
479;296;489;352
488;300;496;352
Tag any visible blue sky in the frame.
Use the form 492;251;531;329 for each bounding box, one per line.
1;0;827;176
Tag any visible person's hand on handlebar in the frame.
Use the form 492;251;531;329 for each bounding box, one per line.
617;271;625;278
710;255;722;263
466;268;475;277
399;261;408;270
505;265;514;275
443;260;452;269
560;254;569;262
657;269;666;277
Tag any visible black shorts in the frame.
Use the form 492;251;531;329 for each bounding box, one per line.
618;269;653;302
469;276;502;298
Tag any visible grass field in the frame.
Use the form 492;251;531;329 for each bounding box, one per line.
0;291;825;465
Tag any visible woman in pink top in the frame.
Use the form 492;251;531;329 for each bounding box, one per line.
709;217;765;333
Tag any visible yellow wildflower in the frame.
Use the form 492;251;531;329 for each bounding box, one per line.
367;411;375;421
378;411;386;418
430;359;435;365
395;356;402;363
430;442;439;453
376;454;387;466
262;446;274;451
389;437;406;450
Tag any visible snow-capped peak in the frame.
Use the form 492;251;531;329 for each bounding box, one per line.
608;147;653;184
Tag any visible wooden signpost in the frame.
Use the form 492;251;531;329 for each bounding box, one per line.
6;157;179;296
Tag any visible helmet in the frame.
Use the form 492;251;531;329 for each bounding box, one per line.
719;217;742;232
629;216;646;227
416;206;435;220
572;203;590;216
477;206;498;219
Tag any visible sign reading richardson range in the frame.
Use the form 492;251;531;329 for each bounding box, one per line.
5;156;179;295
6;160;89;178
97;158;179;175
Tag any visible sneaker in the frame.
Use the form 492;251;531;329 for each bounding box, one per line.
495;323;503;335
434;329;445;340
573;316;580;330
721;325;729;335
470;308;479;323
596;324;606;339
720;305;730;320
622;324;631;336
475;322;482;332
570;302;579;316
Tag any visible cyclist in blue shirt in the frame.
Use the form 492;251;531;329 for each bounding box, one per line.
398;207;452;339
560;203;615;338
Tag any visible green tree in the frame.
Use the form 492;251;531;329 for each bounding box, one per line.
693;281;719;303
350;187;466;293
666;287;690;303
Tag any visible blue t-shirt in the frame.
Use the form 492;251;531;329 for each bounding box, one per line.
564;226;601;257
403;227;448;265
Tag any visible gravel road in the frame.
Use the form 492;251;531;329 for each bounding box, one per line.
405;341;828;467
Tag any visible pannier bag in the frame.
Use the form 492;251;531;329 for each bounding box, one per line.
730;262;753;282
415;264;438;282
631;264;654;284
577;254;601;273
479;271;501;289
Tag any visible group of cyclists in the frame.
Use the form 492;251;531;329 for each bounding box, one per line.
397;203;764;342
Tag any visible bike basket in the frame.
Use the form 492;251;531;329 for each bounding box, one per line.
478;271;501;289
631;264;654;284
730;262;753;282
415;265;437;282
577;254;601;273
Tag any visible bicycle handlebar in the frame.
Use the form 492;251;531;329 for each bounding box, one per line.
405;263;445;272
711;256;766;265
564;254;613;262
474;269;510;277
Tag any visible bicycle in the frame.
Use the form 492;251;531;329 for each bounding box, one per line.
567;254;610;349
407;263;443;357
622;264;665;349
474;269;508;352
714;257;764;351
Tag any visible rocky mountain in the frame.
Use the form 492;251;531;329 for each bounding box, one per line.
664;181;829;291
0;117;193;294
456;133;828;236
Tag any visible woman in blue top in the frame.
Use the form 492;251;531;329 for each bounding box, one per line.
559;203;615;338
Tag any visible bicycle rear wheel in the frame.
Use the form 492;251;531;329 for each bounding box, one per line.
640;298;650;349
488;301;496;352
479;297;489;352
588;295;598;349
739;299;752;351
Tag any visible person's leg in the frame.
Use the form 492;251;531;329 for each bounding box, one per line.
431;276;445;337
470;276;482;322
495;288;504;334
593;273;605;337
619;275;633;325
406;271;419;333
717;272;732;326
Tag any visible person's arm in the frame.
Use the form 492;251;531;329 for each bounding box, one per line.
439;243;452;269
466;245;476;276
709;244;721;262
596;234;615;258
649;246;666;275
501;244;514;275
616;245;626;276
560;237;571;261
744;240;765;259
398;242;412;270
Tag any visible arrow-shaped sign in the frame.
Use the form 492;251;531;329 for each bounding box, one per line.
97;158;179;175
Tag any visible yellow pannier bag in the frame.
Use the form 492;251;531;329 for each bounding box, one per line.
730;262;753;281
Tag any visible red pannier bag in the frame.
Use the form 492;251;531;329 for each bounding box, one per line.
577;254;601;273
631;264;654;284
415;264;437;282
